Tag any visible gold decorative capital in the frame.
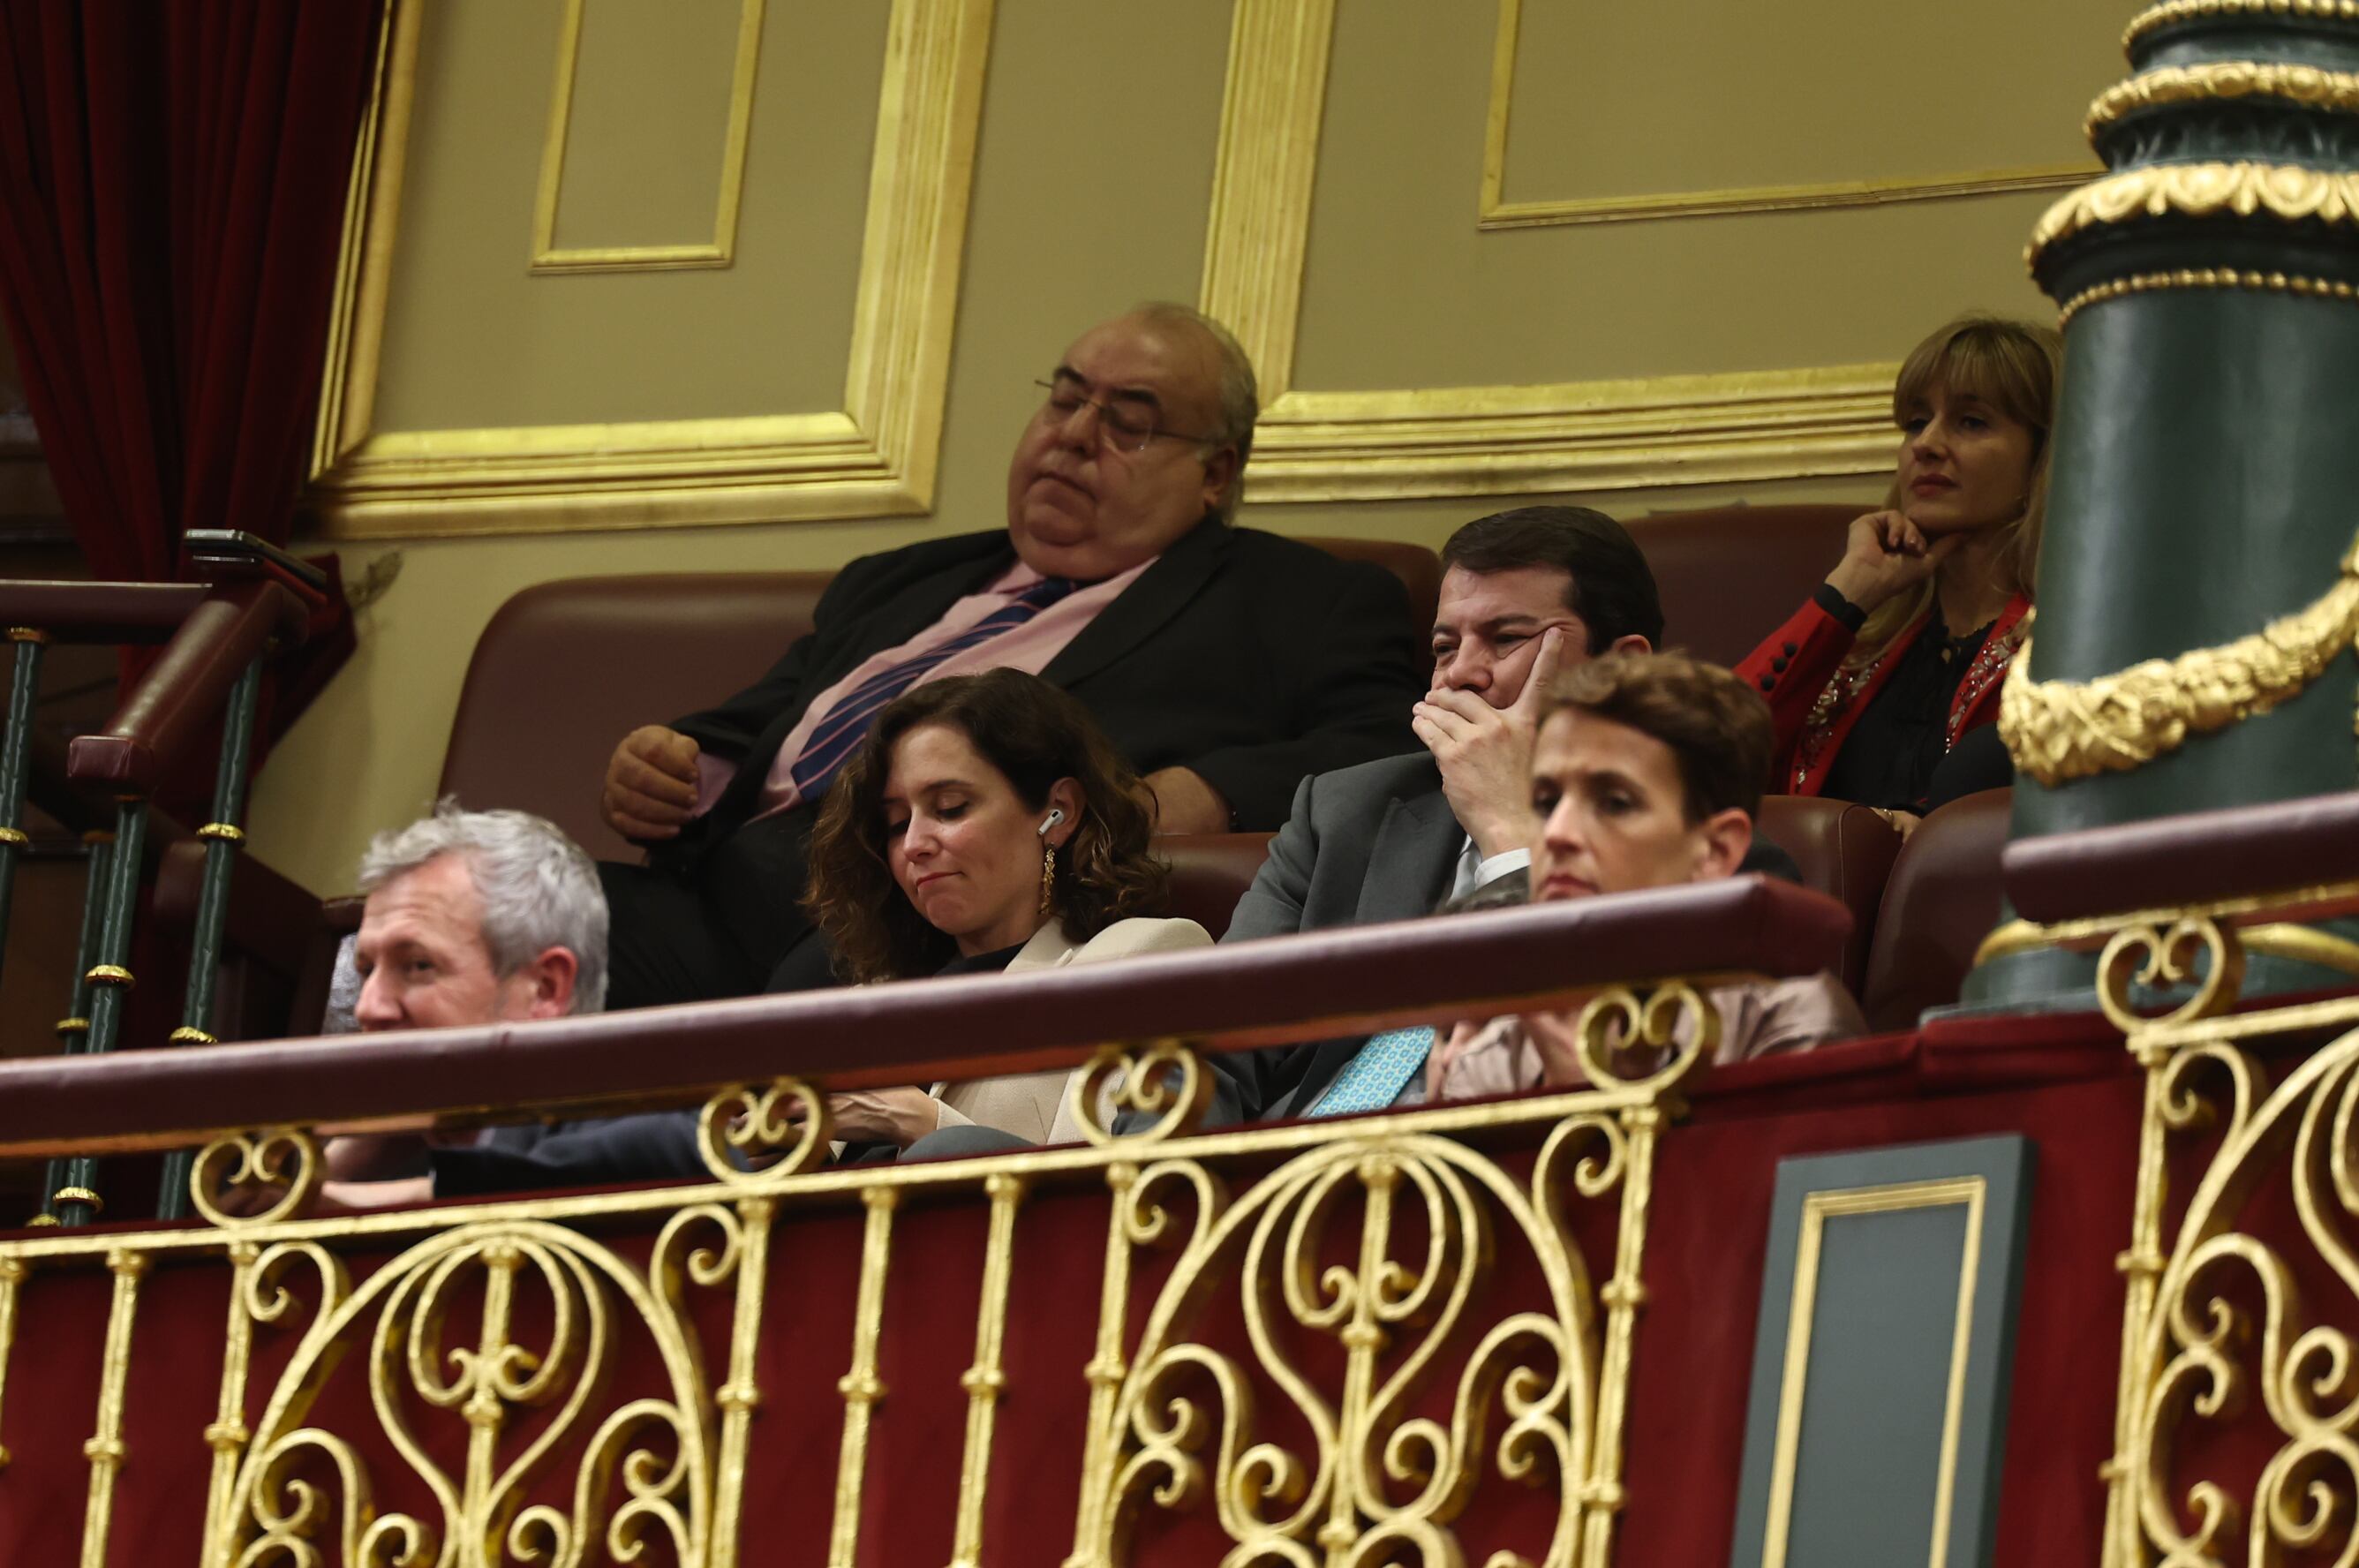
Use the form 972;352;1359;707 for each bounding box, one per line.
1999;540;2359;785
193;823;245;844
85;965;134;989
0;826;26;848
2125;0;2359;49
2087;61;2359;135
169;1028;219;1046
2029;162;2359;269
53;1017;89;1036
54;1187;103;1214
4;627;49;645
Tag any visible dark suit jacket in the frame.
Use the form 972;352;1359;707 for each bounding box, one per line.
429;1114;710;1198
1206;752;1805;1124
656;516;1422;862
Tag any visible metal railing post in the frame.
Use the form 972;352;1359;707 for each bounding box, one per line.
28;830;113;1227
0;628;49;989
155;657;265;1219
53;801;148;1228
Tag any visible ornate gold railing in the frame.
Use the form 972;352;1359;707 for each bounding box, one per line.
1986;793;2359;1568
0;876;1848;1568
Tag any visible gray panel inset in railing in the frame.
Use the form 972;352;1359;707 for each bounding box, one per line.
1729;1135;2033;1568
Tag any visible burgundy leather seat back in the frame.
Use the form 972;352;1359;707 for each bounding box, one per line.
1752;796;1903;996
439;574;831;864
1859;788;2011;1032
1300;537;1442;673
1624;504;1863;668
1159;832;1275;939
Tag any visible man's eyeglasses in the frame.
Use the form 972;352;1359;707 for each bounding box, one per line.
1033;378;1222;456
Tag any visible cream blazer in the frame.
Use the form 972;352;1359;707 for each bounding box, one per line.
931;916;1212;1146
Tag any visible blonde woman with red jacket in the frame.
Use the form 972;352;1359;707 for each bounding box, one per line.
1737;315;2060;818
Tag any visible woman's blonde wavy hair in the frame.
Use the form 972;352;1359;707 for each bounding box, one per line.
1850;313;2062;668
803;669;1172;982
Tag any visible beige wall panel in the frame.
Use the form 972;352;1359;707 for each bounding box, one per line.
1498;0;2114;202
1293;2;2117;393
544;0;747;253
373;0;880;432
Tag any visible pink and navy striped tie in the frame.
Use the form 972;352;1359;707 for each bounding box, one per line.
786;574;1082;799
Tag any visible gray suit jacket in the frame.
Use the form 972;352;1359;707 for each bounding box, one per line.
1224;752;1481;943
1212;753;1486;1124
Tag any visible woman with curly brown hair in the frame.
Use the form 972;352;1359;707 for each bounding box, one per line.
798;668;1210;1155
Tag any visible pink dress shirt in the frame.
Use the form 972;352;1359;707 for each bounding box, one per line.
692;557;1153;820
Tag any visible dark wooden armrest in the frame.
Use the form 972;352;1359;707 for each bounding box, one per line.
2003;792;2359;924
0;581;208;645
65;580;308;796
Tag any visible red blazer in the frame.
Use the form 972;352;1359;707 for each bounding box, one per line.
1734;593;2030;798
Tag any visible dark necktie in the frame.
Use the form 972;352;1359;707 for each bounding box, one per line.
786;574;1082;798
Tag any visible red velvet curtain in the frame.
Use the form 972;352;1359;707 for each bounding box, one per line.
0;0;380;768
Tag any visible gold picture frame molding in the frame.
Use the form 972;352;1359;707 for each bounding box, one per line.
1479;0;2096;230
1202;0;2063;503
529;0;766;274
307;0;994;539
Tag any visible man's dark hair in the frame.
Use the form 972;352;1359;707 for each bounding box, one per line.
1439;506;1664;652
1544;651;1773;823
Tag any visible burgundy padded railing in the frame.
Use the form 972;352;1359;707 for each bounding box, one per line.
0;873;1852;1158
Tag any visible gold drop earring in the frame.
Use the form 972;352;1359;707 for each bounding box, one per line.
1039;843;1057;916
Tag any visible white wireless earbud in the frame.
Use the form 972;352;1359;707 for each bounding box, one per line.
1037;808;1066;837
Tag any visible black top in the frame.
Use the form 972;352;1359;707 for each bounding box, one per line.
1822;614;1996;813
936;940;1028;977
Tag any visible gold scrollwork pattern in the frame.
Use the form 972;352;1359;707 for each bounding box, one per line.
2087;61;2359;134
1999;539;2359;785
2028;163;2359;268
1571;981;1720;1099
191;1127;325;1228
220;1214;750;1568
1069;1119;1645;1568
697;1077;831;1185
2107;1014;2359;1568
1074;1038;1214;1146
2097;916;2250;1036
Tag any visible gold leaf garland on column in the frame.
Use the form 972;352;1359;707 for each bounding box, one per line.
1999;535;2359;785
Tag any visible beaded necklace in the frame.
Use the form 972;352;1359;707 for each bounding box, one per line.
1790;599;2029;791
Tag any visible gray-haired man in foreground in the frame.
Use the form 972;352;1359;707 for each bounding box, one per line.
321;802;705;1207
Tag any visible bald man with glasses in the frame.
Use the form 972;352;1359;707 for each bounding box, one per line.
595;303;1423;1007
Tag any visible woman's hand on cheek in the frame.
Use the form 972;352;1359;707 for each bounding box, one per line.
823;1087;942;1149
1826;509;1962;614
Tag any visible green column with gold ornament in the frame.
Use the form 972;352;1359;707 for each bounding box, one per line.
1966;0;2359;1007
